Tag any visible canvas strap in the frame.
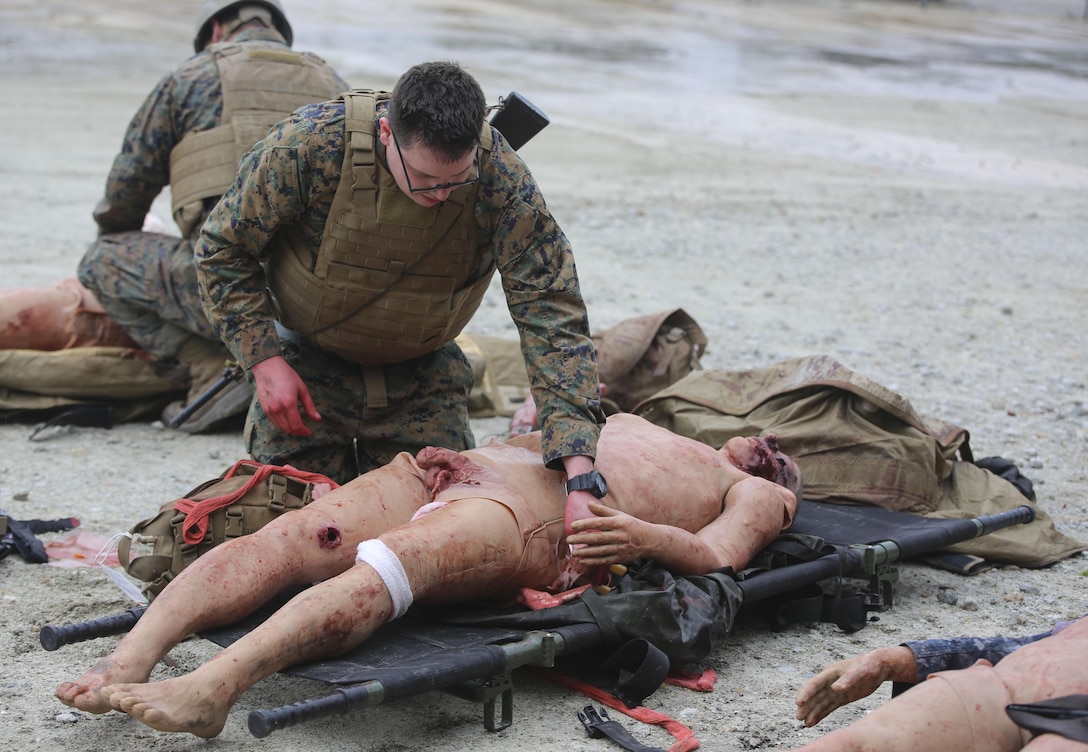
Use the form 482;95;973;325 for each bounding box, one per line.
173;459;337;544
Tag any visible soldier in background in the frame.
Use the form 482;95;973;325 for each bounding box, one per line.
77;0;349;432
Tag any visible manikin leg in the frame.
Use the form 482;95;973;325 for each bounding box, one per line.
84;496;526;737
55;456;430;714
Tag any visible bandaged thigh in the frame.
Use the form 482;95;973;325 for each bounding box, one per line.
355;539;413;619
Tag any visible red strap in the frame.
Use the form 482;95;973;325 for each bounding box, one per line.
533;668;701;752
664;668;717;692
174;460;339;545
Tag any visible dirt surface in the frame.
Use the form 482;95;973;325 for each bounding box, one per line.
2;1;1087;750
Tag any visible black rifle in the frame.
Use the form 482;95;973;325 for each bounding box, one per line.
37;505;1035;736
167;364;244;430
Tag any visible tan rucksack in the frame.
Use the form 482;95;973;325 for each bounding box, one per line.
118;460;336;600
592;308;707;413
634;355;1084;568
0;346;187;423
635;354;968;512
456;308;708;418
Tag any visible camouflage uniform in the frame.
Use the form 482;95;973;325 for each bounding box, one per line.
902;618;1077;682
196;97;605;483
77;26;349;360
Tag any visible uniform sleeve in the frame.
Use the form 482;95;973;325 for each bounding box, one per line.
904;629;1056;680
92;74;178;234
195;105;342;369
484;139;605;468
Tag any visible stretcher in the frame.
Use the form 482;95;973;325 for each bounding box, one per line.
39;501;1035;739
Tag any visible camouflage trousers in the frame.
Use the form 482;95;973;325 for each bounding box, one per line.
246;338;476;485
77;231;218;360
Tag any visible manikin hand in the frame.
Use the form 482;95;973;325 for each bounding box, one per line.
567;502;653;566
509;384;609;437
250;355;321;437
508;394;537;436
794;646;918;727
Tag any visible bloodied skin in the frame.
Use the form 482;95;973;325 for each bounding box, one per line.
56;414;799;738
786;615;1088;752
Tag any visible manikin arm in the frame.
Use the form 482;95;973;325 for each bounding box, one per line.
567;476;796;575
794;646;919;727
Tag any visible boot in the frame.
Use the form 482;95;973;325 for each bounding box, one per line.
161;336;252;434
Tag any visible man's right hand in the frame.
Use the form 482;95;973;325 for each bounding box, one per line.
250;356;321;436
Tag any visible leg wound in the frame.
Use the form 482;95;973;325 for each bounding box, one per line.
317;526;342;549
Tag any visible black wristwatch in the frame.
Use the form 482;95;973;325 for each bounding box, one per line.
565;470;608;498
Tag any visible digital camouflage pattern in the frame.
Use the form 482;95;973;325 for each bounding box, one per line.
904;620;1076;680
197;95;604;474
78;26;349;359
244;338;476;484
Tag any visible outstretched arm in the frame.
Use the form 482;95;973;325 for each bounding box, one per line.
794;646;918;727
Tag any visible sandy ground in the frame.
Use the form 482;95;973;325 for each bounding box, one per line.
2;0;1088;750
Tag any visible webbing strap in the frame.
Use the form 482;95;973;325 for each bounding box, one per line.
536;668;699;752
363;367;388;409
173;460;338;544
599;639;671;709
579;705;668;752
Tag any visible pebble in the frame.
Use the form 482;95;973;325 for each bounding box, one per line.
54;712;79;723
937;588;958;606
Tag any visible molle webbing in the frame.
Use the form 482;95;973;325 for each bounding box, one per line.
169;44;343;237
266;90;496;366
118;461;327;601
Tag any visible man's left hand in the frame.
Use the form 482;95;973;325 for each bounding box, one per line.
567;502;651;566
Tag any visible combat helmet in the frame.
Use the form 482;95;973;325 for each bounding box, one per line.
193;0;293;52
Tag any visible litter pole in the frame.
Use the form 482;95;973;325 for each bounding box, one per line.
39;607;147;651
737;505;1036;604
249;682;385;738
248;625;600;737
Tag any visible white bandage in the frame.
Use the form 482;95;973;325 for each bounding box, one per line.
355;539;413;620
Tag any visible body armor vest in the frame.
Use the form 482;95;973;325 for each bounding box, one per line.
169;43;343;237
265;90;496;366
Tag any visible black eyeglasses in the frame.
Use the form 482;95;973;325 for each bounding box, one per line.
391;130;479;194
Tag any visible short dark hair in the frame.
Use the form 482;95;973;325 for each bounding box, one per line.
388;62;486;161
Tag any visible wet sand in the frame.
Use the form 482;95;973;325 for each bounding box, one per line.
1;1;1087;750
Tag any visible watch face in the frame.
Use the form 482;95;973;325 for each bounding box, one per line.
590;474;607;497
568;471;607;498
